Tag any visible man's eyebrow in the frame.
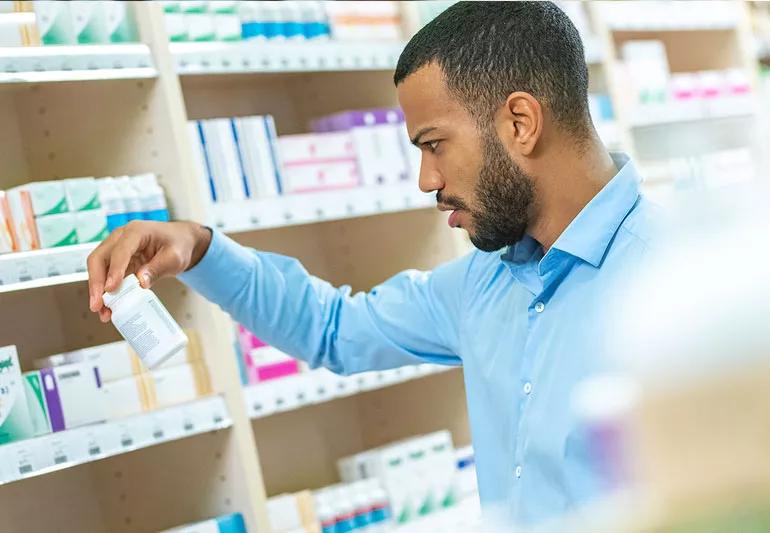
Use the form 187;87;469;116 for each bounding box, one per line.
410;126;438;147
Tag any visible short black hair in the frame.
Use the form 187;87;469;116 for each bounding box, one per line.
394;1;590;137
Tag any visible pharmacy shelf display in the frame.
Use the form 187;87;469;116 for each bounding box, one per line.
209;183;434;233
172;40;405;75
589;1;761;190
0;243;95;293
0;2;767;532
0;395;230;486
245;365;454;419
0;44;156;84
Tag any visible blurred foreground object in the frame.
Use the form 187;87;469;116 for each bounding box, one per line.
558;183;770;532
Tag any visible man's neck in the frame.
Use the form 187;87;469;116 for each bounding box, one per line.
528;136;617;252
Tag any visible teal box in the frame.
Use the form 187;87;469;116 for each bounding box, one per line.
0;346;36;444
23;371;51;437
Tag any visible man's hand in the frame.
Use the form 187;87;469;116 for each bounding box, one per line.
87;220;212;323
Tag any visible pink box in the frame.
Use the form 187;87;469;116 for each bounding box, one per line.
278;132;356;164
281;160;361;194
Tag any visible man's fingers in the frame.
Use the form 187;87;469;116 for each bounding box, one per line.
98;307;112;323
137;247;185;288
104;226;145;292
87;230;122;311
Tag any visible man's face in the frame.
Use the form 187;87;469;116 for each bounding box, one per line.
398;63;535;252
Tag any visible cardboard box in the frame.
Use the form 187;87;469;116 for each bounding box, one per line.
40;362;105;431
0;346;35;444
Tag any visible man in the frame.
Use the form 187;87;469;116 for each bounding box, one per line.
87;2;657;527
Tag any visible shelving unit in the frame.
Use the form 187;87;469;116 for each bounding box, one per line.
0;395;230;485
208;183;433;233
0;243;95;291
0;2;767;532
244;364;454;419
590;0;761;196
0;44;156;84
172;40;405;75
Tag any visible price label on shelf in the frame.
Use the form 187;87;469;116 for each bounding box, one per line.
46;434;74;466
5;439;50;478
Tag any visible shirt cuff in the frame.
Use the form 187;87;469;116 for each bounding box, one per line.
177;230;254;301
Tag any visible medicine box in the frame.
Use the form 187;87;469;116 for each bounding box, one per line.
74;209;109;243
102;374;154;420
147;361;212;408
40;362;105;432
35;212;78;248
64;177;101;211
0;346;36;444
23;371;51;437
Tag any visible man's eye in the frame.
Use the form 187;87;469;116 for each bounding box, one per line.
424;140;441;152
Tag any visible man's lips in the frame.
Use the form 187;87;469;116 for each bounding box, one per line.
438;204;463;228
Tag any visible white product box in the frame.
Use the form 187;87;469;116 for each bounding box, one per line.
179;1;207;13
351;123;410;187
104;1;136;42
281;160;360;194
164;12;188;41
34;1;76;44
7;182;68;250
232;116;282;199
74;209;109;243
201;119;248;202
213;14;241;41
39;362;105;432
35;212;78;248
36;341;138;383
102;375;154;420
69;1;109;44
147;361;212;408
278;132;356;162
185;13;215;41
64;177;101;211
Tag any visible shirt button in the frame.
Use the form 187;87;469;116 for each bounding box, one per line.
534;301;545;313
523;382;532;395
515;465;522;478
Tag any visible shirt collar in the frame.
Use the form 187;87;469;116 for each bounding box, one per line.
501;152;641;269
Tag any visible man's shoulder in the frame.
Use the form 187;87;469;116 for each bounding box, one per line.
618;194;663;247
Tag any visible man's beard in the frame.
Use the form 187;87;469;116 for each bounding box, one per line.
440;132;535;252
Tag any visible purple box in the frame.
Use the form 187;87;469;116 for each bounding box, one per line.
311;108;405;133
40;367;65;433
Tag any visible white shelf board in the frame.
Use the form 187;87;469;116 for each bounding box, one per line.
0;242;97;293
245;364;455;419
172;40;405;75
600;1;739;31
0;44;156;84
628;96;755;128
209;183;435;234
0;395;231;485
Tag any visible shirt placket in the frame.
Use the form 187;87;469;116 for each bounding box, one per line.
509;253;568;510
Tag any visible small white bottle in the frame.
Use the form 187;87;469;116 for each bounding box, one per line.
102;274;188;368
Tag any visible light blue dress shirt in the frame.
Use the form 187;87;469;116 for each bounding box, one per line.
179;152;658;526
